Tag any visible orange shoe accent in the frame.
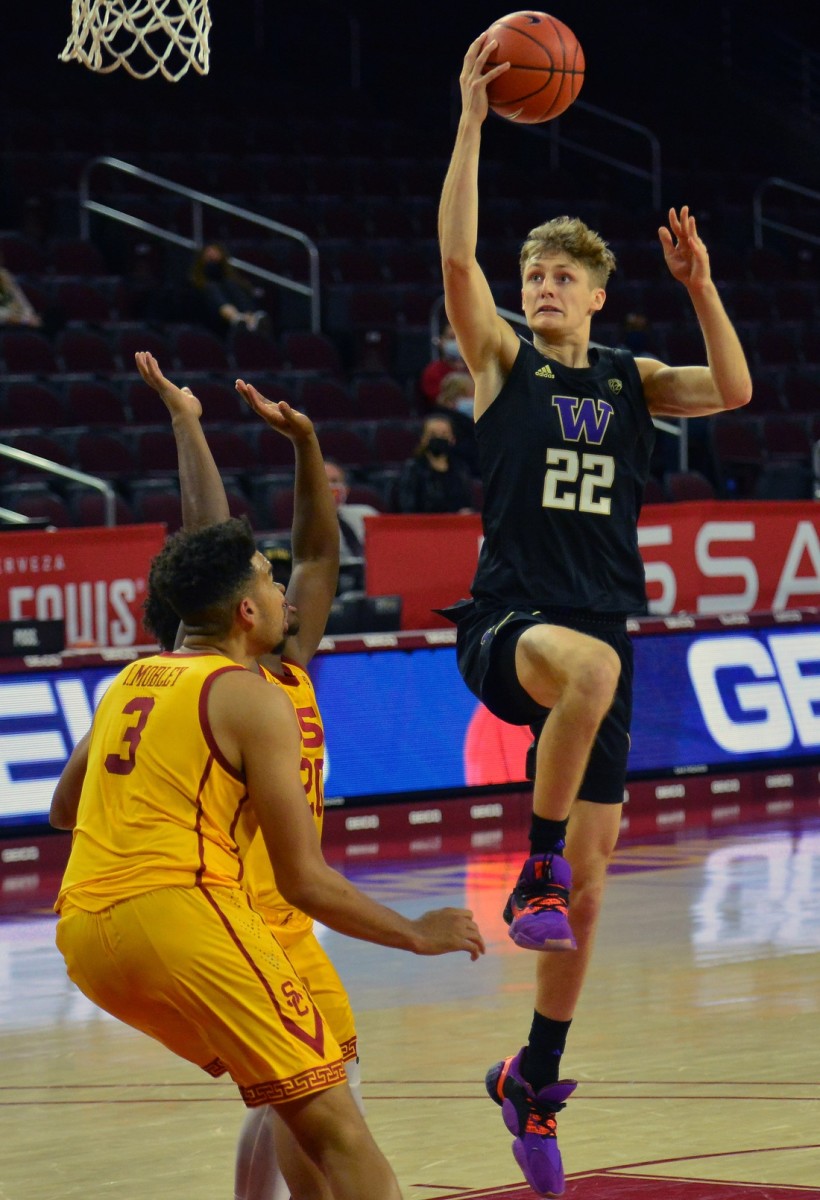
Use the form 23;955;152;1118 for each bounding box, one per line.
495;1056;513;1101
524;1107;558;1137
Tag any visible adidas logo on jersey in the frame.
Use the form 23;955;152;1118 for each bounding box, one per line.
535;364;555;379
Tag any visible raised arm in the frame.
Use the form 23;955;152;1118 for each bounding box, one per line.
236;380;339;667
438;33;519;414
134;351;229;529
214;671;485;960
639;207;753;418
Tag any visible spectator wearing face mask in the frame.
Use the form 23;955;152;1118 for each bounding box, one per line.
431;371;480;476
419;322;467;405
189;242;270;337
394;414;475;515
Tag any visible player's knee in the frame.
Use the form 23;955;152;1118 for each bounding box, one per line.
569;829;616;885
567;866;608;931
569;644;620;714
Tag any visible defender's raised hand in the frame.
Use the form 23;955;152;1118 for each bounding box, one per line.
235;378;315;443
659;206;712;293
134;351;202;420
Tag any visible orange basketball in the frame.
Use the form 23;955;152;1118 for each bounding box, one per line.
485;11;584;124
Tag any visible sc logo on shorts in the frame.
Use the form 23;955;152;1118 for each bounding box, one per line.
281;980;310;1017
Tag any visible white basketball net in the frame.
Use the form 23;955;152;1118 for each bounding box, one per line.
60;0;211;83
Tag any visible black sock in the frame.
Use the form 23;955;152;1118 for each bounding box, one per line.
521;1012;572;1089
529;815;568;856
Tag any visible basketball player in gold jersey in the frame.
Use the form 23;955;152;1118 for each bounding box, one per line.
52;517;484;1200
132;349;361;1200
53;353;360;1200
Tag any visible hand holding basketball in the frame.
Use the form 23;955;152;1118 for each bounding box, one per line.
459;30;512;121
484;11;584;124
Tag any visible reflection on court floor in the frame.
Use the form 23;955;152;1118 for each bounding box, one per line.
1;815;818;1199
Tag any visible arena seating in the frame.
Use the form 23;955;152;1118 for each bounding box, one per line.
2;104;819;528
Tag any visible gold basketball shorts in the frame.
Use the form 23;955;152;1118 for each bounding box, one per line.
56;884;346;1107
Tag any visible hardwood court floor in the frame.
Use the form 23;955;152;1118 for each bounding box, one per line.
1;815;819;1199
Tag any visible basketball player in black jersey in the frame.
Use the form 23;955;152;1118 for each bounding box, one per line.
437;32;752;1198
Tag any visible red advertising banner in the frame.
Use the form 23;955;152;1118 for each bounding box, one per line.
0;524;166;647
365;514;483;631
638;499;820;614
364;502;820;630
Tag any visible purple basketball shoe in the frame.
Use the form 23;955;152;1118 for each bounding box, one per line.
504;851;575;950
486;1049;577;1197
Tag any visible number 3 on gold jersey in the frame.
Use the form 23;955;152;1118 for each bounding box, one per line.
104;697;156;776
542;449;614;515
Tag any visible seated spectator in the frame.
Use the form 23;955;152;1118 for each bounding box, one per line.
0;251;42;327
431;371;479;475
394;415;474;515
189;242;269;337
419;321;467;405
325;459;379;591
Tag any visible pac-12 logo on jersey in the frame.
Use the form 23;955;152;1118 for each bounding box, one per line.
552;395;613;446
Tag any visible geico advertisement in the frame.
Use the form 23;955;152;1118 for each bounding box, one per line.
630;627;820;772
0;525;165;647
2;626;819;824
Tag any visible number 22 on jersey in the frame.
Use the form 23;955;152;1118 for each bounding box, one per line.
543;448;615;515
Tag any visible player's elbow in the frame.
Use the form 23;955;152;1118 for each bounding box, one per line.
441;254;475;283
729;380;753;410
49;798;76;830
720;383;752;412
275;870;328;918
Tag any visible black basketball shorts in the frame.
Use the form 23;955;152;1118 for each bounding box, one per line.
453;603;633;806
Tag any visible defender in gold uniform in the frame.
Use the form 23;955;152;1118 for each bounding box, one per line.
52;518;484;1200
56;649;348;1102
133;354;361;1198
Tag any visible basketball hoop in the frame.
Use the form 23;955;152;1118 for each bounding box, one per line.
60;0;212;83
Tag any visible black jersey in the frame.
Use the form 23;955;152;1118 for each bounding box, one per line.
471;336;655;615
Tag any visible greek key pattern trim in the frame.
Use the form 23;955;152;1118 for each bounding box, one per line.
241;1059;346;1106
339;1036;358;1063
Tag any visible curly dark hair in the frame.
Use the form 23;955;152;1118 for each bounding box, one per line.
146;517;259;637
142;589;182;651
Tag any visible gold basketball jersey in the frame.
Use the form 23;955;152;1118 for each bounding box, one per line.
57;652;258;913
243;657;326;934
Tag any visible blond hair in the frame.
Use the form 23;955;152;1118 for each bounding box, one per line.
519;216;616;288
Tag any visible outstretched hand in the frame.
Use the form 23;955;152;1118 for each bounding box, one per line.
658;206;712;292
134;351;202;420
410;907;486;961
235;379;315;443
459;32;510;122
